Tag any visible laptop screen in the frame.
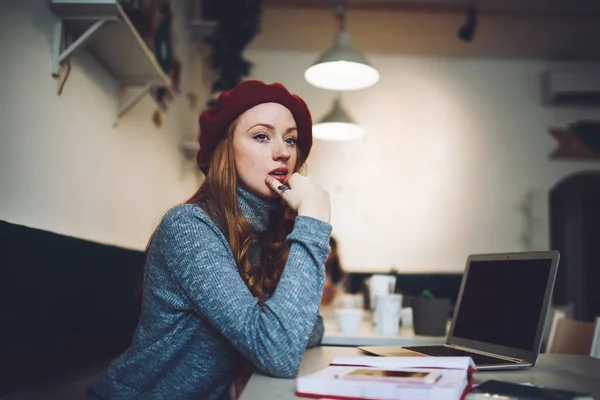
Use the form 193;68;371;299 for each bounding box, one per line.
452;258;552;351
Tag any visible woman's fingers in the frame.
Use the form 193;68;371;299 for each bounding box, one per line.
266;177;298;209
266;176;289;196
265;173;330;222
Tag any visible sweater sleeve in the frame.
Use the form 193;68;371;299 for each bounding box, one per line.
306;315;324;348
155;206;331;379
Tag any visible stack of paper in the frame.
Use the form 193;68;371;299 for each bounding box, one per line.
296;357;476;400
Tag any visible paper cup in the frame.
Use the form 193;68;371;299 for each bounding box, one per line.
376;310;401;336
374;294;402;336
400;307;413;327
335;308;364;334
336;294;363;309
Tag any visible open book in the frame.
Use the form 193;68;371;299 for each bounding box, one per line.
296;356;476;400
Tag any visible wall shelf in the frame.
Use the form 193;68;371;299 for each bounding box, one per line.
51;0;174;123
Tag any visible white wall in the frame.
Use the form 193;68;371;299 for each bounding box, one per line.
2;1;599;271
247;49;600;273
0;0;205;250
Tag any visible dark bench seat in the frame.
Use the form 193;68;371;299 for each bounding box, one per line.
0;220;145;398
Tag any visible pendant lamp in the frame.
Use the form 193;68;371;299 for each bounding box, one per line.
305;2;379;91
313;97;365;141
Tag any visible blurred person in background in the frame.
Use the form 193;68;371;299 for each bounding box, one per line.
321;236;346;306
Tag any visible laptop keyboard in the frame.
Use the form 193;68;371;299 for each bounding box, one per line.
403;345;519;366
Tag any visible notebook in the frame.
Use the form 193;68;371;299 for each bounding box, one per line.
296;356;476;400
359;251;560;370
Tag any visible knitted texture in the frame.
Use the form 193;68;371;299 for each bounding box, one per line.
87;186;331;400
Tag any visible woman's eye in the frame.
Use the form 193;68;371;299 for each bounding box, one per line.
253;133;269;142
285;137;298;146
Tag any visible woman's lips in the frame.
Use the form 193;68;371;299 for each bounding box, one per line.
270;174;287;183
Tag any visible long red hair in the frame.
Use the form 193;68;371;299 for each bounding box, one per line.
142;119;307;302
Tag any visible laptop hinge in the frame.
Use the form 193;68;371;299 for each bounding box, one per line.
447;344;526;363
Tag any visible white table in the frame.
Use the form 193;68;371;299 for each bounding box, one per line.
239;347;600;400
321;306;447;347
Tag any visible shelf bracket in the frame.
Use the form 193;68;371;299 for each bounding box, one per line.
115;81;166;126
117;82;155;119
52;19;110;77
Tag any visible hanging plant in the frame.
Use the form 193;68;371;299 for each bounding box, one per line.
202;0;263;98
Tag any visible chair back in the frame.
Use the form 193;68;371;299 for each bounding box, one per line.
544;308;566;353
548;317;594;354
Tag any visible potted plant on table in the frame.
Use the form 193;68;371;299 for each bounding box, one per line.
412;290;450;336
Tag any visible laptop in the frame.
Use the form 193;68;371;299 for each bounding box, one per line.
359;251;560;370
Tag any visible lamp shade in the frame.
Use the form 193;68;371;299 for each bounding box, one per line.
313;97;365;141
305;31;379;91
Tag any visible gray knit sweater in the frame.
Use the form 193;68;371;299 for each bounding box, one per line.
87;186;331;399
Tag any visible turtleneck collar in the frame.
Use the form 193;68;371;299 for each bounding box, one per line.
236;184;278;233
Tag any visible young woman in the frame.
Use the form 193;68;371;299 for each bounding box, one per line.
85;80;332;400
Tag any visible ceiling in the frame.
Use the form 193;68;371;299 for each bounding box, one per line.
249;0;600;60
263;0;600;18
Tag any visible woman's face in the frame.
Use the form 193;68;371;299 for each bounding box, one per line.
232;102;299;199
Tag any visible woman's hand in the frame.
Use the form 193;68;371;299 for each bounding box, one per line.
266;173;331;223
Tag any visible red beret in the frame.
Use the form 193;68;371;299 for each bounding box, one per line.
197;80;313;173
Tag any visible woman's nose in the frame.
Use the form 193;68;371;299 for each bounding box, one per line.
273;140;291;161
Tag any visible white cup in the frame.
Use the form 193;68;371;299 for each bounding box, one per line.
335;308;364;334
369;275;397;326
375;294;402;336
400;307;413;327
377;311;401;336
368;275;397;310
336;294;363;309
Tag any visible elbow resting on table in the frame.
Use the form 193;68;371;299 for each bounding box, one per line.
263;361;301;379
255;351;302;379
251;316;318;378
